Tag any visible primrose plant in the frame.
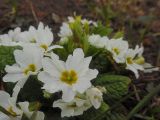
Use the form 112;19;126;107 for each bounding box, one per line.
0;16;153;119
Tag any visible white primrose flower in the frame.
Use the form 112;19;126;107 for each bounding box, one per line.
107;38;129;63
0;112;13;120
0;86;23;119
18;102;45;120
58;22;73;38
17;22;62;52
0;86;45;120
0;34;16;46
86;87;103;109
59;37;69;45
53;86;104;117
8;27;21;42
81;19;97;27
68;16;75;23
68;16;97;26
3;46;43;88
88;34;109;48
134;45;144;57
53;97;91;117
133;45;145;64
142;63;159;73
0;27;21;46
58;23;72;44
38;48;98;102
16;31;34;43
125;48;144;78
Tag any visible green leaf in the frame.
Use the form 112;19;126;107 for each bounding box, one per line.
0;45;21;70
78;102;109;120
150;106;160;114
90;22;113;36
21;114;30;120
94;75;131;99
104;112;127;120
79;102;127;120
90;52;110;73
18;76;43;102
18;76;55;108
113;31;124;39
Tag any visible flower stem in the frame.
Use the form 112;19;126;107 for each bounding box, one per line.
127;84;160;119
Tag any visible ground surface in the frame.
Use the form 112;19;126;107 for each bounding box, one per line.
0;0;160;119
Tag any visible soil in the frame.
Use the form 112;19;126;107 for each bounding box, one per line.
0;0;160;119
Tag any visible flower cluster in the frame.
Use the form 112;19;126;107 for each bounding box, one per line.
0;86;44;120
59;16;145;78
0;16;150;119
89;35;144;78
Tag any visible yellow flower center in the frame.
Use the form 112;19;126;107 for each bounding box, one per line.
134;56;145;65
40;44;48;51
24;64;36;75
112;48;120;55
7;106;17;116
126;57;133;64
60;70;78;85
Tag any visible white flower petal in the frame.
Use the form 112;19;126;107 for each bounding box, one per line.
77;56;92;76
61;108;74;117
86;87;103;109
58;23;73;38
74;80;91;93
66;48;84;70
53;100;74;117
88;34;108;48
33;111;45;120
42;57;61;77
5;64;22;73
53;99;66;109
47;45;63;52
12;85;21;100
18;102;33;118
36;22;53;46
29;47;43;70
133;63;144;71
14;50;32;67
83;69;99;81
8;98;22;116
126;64;139;78
3;73;27;83
0;91;10;108
73;107;86;116
0;112;10;120
50;52;65;72
15;78;28;89
62;87;75;102
38;71;61;93
75;98;86;107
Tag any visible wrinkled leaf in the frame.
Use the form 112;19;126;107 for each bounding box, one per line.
0;46;21;70
78;102;109;120
94;75;131;99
